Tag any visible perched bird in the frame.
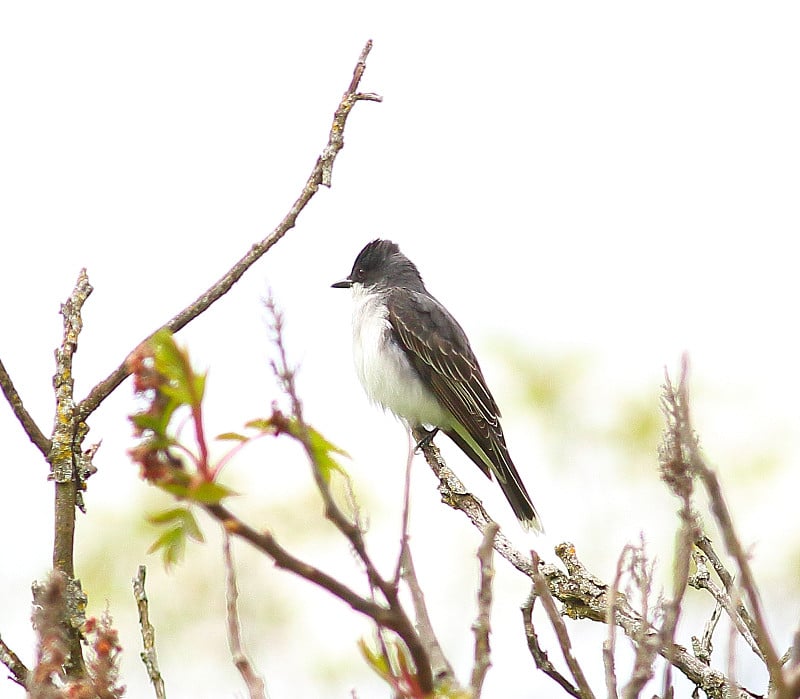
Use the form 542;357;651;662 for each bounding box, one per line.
332;239;542;531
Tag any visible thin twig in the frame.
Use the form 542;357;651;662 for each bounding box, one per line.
530;551;596;699
266;295;386;594
414;424;757;699
696;537;735;591
393;431;415;586
470;522;498;698
689;550;763;661
208;500;435;691
604;545;634;699
133;566;166;699
658;361;704;699
77;40;381;422
0;358;50;456
695;536;763;659
784;630;800;697
208;503;386;625
264;295;434;694
669;357;785;694
726;604;740;699
0;633;28;688
321;40;382;186
222;532;268;699
399;542;455;683
690;546;723;670
620;539;660;699
522;590;582;698
692;600;723;667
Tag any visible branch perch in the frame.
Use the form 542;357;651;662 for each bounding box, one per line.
414;431;757;698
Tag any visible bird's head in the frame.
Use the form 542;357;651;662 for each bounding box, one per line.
332;239;424;292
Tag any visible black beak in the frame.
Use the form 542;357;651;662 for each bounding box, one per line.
331;278;353;289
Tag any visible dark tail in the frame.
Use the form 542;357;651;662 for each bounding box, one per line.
444;429;544;533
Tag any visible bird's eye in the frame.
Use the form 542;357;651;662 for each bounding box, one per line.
354;267;365;280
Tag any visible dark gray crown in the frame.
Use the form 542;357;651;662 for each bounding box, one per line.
348;239;424;290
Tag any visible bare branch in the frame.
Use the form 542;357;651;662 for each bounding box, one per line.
665;356;785;694
522;594;582;699
399;543;455;683
222;533;268;699
133;566;167;699
393;431;415;587
321;40;382;186
413;427;535;577
209;503;387;621
604;545;633;699
693;602;723;667
689;550;763;662
264;294;434;694
413;425;759;697
658;380;701;698
77;40;381;422
265;294;389;597
470;522;498;698
390;439;456;684
47;268;93;680
0;633;28;688
695;536;765;664
206;500;438;692
619;540;660;699
784;631;800;698
531;551;596;699
0;358;50;456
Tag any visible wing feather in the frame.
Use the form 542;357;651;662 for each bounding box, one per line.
386;287;541;529
386;289;512;480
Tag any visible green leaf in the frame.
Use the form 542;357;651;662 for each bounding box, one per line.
181;511;204;542
150;329;206;408
146;507;204;568
216;432;249;442
244;418;276;433
159;382;189;405
159;481;191;499
147;507;190;525
131;412;173;436
394;642;413;678
307;426;349;459
305;426;350;484
357;638;391;678
193;373;206;403
147;527;185;568
191;481;237;504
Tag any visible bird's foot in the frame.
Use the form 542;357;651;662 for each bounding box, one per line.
414;427;439;452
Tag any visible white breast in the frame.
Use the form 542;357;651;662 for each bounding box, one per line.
350;286;449;428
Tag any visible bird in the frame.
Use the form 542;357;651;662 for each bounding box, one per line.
332;238;542;531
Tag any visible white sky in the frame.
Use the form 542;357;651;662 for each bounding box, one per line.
2;3;799;698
